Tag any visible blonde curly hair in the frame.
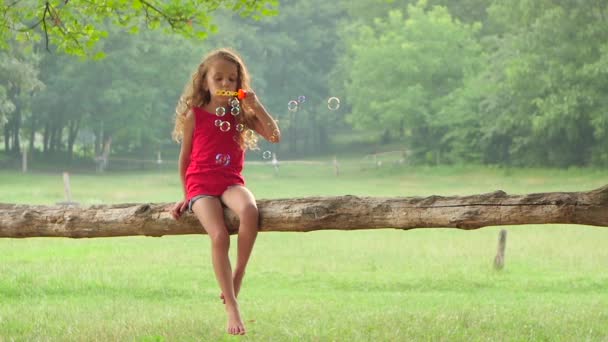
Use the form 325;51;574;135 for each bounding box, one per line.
172;48;258;150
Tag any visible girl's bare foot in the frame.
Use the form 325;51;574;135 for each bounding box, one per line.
220;271;245;304
226;304;246;335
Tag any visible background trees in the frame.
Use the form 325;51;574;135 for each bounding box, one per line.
1;0;607;167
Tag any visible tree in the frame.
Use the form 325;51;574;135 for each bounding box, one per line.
202;0;349;157
28;26;202;162
341;1;483;163
0;42;44;155
473;0;608;167
1;0;278;57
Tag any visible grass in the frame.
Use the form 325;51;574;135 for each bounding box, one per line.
1;161;607;341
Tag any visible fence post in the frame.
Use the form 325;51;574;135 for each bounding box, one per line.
494;229;507;270
272;153;279;176
21;147;27;173
63;172;73;203
333;156;340;176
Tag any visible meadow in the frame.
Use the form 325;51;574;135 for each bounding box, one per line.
1;160;607;341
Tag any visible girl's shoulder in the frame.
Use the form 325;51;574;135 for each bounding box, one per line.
190;106;215;131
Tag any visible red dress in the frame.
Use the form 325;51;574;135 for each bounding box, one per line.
185;106;245;201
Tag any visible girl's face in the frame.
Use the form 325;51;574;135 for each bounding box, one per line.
205;58;238;105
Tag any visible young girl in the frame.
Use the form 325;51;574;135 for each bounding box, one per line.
169;48;280;335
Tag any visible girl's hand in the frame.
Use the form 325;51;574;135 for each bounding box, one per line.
170;199;188;220
241;90;260;113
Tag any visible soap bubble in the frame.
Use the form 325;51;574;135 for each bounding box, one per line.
327;97;340;111
231;106;240;116
262;151;272;159
287;100;298;112
219;121;231;132
214;119;221;127
215;153;231;166
215;107;226;117
236;123;245;132
230;97;240;107
297;95;306;103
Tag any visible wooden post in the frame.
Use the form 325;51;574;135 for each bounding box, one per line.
156;150;162;170
333;156;340;176
271;153;279;176
63;172;73;203
399;150;407;165
494;229;507;270
99;137;111;172
21;147;27;173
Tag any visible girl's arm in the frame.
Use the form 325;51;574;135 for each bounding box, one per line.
243;92;281;143
178;110;195;198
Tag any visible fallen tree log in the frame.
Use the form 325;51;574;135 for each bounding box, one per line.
1;185;607;238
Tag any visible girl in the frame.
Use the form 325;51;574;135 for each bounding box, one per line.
170;48;280;335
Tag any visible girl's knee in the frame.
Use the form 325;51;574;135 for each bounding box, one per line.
207;229;230;247
240;203;258;221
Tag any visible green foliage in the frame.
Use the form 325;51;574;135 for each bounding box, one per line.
29;26;202;159
0;41;44;153
201;0;349;156
473;0;608;166
1;0;607;167
0;0;278;57
341;1;483;163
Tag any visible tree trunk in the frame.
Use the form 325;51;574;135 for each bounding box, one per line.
1;185;607;238
12;111;21;154
49;123;57;153
50;124;63;154
28;115;35;153
56;125;64;153
43;122;49;153
289;111;297;154
3;119;10;152
303;114;310;153
318;124;328;153
94;122;104;156
67;118;80;162
8;87;20;154
381;128;391;144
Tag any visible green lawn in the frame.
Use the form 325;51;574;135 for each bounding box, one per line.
1;163;607;341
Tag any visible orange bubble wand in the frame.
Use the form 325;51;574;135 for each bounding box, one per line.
215;89;247;100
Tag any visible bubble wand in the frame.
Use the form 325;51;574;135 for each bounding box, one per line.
215;89;247;100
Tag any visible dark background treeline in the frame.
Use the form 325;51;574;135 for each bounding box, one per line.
2;0;607;169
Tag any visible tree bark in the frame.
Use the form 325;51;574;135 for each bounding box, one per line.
1;185;607;238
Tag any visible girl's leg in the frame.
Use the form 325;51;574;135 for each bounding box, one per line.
191;197;246;335
220;185;259;298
